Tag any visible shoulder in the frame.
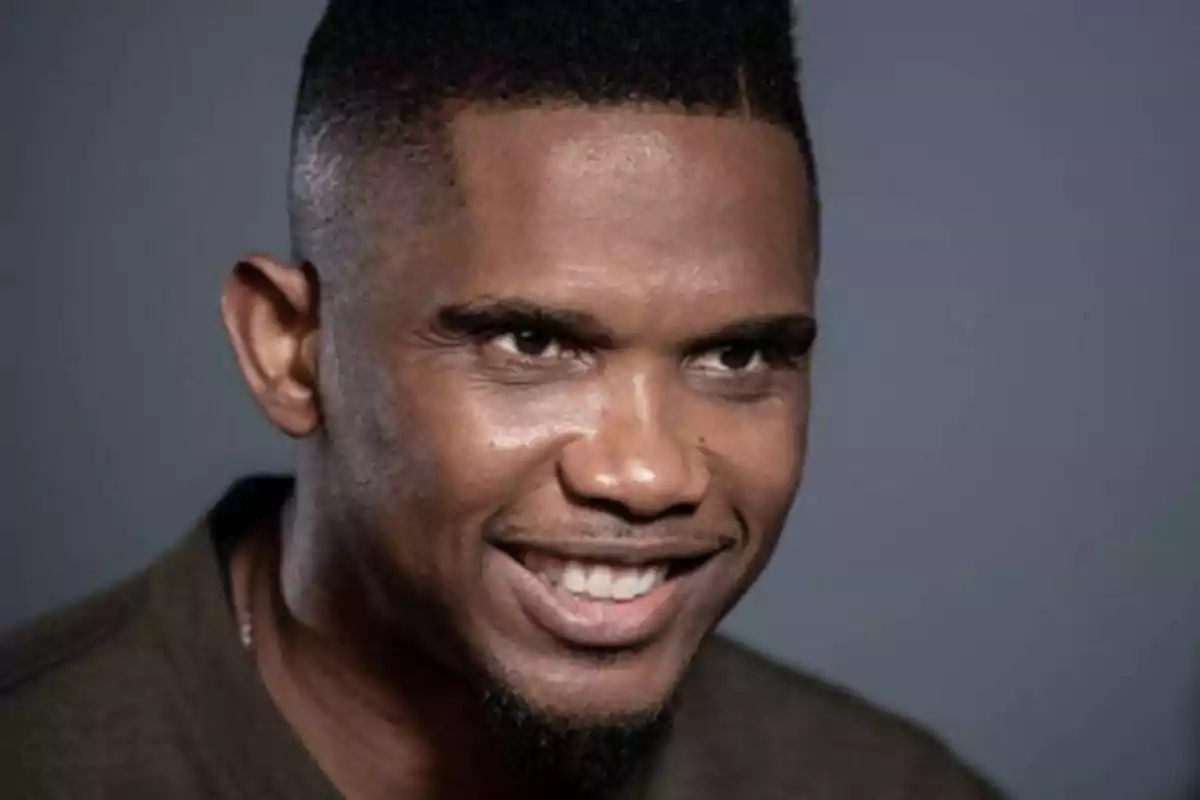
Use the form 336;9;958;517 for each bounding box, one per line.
1;575;144;694
0;576;193;795
663;634;1005;799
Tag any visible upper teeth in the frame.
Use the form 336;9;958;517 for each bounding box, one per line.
548;560;664;601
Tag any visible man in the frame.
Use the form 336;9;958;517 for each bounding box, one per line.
2;2;1001;798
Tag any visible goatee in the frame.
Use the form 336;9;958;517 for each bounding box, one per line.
481;683;673;799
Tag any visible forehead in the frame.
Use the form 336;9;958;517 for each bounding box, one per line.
374;105;815;323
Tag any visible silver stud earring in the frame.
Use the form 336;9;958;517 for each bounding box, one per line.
239;614;254;649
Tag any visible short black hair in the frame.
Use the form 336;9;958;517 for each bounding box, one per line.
289;0;819;268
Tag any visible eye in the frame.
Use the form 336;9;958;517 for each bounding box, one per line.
689;344;770;374
490;329;571;360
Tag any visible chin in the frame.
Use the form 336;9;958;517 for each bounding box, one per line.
476;627;700;727
479;662;676;798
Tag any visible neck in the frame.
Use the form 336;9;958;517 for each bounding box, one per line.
231;507;516;800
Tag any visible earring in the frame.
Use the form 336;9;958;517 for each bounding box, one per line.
239;613;254;649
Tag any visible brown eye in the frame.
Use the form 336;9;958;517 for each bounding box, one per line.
689;346;768;374
491;330;568;360
717;344;756;370
512;329;554;356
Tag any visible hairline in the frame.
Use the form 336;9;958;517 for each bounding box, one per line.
288;95;820;270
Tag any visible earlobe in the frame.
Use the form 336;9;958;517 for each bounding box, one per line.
220;255;321;437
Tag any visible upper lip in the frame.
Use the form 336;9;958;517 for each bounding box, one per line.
490;537;733;566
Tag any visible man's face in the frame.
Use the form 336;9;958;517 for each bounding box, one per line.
316;106;816;723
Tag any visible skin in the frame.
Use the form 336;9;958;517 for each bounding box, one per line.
221;104;817;799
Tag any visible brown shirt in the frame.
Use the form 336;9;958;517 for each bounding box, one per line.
1;476;1003;799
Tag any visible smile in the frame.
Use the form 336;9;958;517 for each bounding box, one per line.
490;539;728;649
533;556;666;601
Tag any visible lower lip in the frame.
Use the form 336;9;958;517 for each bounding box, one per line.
493;550;708;649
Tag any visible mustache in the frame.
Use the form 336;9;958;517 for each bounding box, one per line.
480;510;745;547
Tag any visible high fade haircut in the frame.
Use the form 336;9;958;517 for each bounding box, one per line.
288;0;820;276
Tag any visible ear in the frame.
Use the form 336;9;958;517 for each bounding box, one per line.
220;255;320;437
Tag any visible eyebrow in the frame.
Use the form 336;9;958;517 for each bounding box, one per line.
681;314;818;355
434;297;817;354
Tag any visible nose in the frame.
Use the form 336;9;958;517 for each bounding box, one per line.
558;374;710;519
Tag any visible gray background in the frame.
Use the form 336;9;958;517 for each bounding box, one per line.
2;2;1197;798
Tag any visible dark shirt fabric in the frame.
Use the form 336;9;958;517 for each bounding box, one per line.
1;476;1003;799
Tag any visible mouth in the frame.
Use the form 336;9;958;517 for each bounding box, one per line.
489;539;729;650
516;547;715;601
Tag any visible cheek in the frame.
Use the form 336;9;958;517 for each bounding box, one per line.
706;397;809;532
392;376;600;518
